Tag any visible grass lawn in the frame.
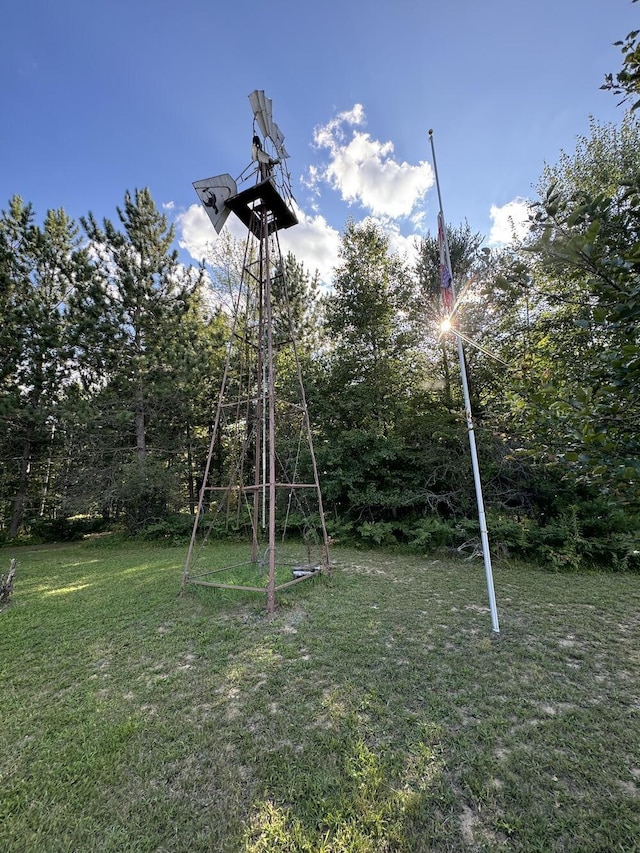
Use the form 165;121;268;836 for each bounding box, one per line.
1;540;639;852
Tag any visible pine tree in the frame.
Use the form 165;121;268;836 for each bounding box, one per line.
74;188;199;528
0;197;89;536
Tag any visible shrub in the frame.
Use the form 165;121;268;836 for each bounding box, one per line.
526;507;585;571
405;517;457;549
357;520;399;546
27;515;110;544
138;514;195;544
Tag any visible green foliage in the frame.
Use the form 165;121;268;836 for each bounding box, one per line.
342;501;640;573
356;520;399;546
0;515;111;546
493;114;640;511
602;1;640;112
136;513;195;543
405;516;457;549
321;219;417;434
115;459;178;533
0;196;92;536
491;500;640;572
527;506;585;571
66;189;223;528
324;516;358;545
29;518;91;542
483;511;529;556
27;516;105;543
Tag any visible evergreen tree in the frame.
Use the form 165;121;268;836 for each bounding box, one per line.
0;197;89;536
414;221;485;408
73;188;200;528
323;219;416;433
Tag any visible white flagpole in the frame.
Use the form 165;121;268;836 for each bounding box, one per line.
428;129;500;634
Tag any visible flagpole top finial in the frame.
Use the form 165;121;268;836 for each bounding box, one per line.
428;128;433;136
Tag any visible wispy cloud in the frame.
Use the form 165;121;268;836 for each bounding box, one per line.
488;198;532;245
305;105;434;219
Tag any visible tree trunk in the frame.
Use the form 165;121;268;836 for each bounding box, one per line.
9;426;33;537
186;422;195;514
1;558;17;602
39;423;56;517
135;381;146;465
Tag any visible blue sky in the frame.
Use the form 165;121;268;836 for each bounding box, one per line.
1;0;637;282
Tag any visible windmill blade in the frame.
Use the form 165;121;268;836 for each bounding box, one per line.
249;90;290;157
249;89;274;141
248;90;264;133
271;123;290;159
193;173;237;235
252;145;279;166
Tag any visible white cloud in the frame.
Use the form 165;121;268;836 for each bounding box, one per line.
176;204;215;261
176;204;247;261
176;201;341;287
385;223;420;266
311;103;366;150
306;105;434;219
350;215;419;267
488;198;532;245
279;204;341;286
162;200;175;210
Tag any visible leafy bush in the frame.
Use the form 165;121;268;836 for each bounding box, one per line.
325;517;358;545
522;503;640;571
356;520;399;546
483;511;530;559
137;514;196;544
23;515;110;544
405;517;457;549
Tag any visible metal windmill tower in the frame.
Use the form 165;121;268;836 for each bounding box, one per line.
181;91;330;612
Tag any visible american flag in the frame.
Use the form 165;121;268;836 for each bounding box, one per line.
437;213;453;310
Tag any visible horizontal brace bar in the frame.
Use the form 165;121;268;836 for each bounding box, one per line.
204;483;318;491
186;581;267;592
